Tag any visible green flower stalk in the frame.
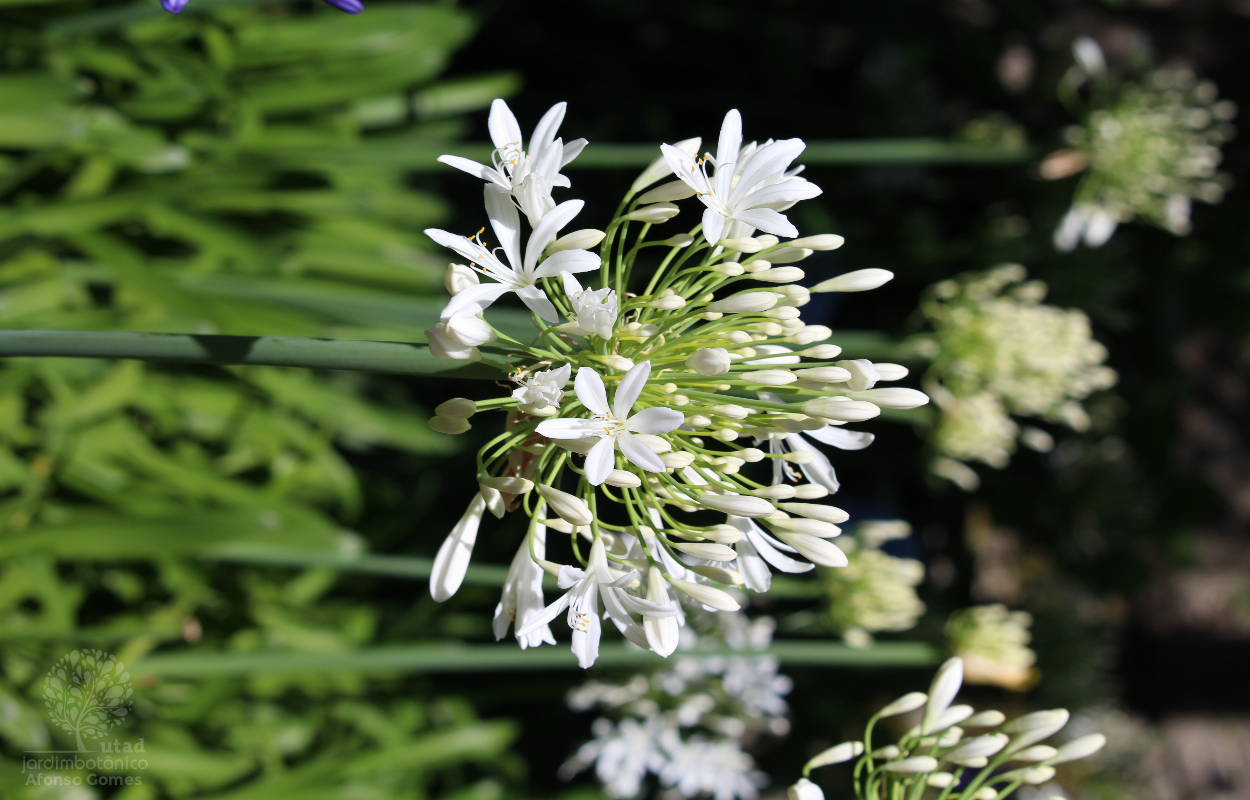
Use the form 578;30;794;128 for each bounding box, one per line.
421;100;929;667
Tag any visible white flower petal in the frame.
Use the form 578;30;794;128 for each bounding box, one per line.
574;366;611;416
584;436;617;486
617;432;666;473
484;185;523;271
430;494;486;602
702;206;726;246
487;98;522;150
614;360;651;419
626;407;684;435
515;284;560;323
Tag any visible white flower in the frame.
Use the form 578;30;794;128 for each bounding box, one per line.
661;736;766;800
570;716;669;799
517;539;679;668
535;361;684;486
442;312;497;347
788;778;825;800
493;507;556;649
687;347;732;376
661;110;822;245
512;363;572;411
429;494;487;601
425;185;600;324
729;515;814;593
437;99;587;224
425;320;481;361
561;272;619;339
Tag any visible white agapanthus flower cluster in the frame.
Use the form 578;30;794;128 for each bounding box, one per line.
822;520;925;647
422;100;929;667
946;603;1038;692
1047;37;1236;251
562;612;787;800
787;657;1107;800
919;265;1116;490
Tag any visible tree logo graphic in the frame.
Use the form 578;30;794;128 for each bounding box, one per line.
42;650;133;752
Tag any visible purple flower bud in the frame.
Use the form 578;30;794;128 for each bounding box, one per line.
321;0;364;13
161;0;189;13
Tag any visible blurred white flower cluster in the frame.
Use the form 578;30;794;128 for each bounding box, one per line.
919;265;1117;489
946;603;1038;692
822;520;925;647
562;612;789;800
788;657;1107;800
1047;37;1236;250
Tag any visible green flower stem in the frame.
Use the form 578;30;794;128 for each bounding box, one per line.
0;330;516;378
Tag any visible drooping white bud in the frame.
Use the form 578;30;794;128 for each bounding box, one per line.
741;259;771;273
777;503;849;524
998;766;1057;785
698;493;774;518
787;325;832;345
660;451;696;469
836;359;881;391
752;485;796;500
927;773;955;788
444;263;479;294
685;414;712;428
664;233;695;247
711;262;746;276
721;237;765;253
706;292;782;314
1004;710;1069;753
650;294;688;311
922;658;965;735
796;367;852;383
637;180;697;204
787;779;824;800
878;692;928;717
738;448;765;462
873;746;901;760
740;369;797;386
782;450;816;464
873;363;909;381
600;355;635;371
765;306;802;320
444;314;497;347
759;246;813;263
1013;745;1059;762
812;268;894;293
687;347;732;376
1048;733;1106;764
673;542;738;562
805;741;864;770
847;388;930;409
712;429;738;442
668;577;740;611
435;398;477;418
479;476;534;494
802;398;881;422
700;524;744;544
605;470;642;488
546;229;606;254
429;416;471;434
753;267;805;283
790;234;845;251
944;733;1009;762
774;531;848;567
793;483;829;499
537;485;594;527
883;757;939;773
800;345;843;359
964;710;1006;727
628;202;680;223
711;404;749;420
776;285;812;306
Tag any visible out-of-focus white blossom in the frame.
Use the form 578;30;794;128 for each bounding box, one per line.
946;603;1039;692
823;521;925;645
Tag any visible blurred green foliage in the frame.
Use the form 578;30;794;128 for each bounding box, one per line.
0;1;536;796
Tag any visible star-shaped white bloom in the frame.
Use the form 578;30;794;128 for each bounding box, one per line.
512;363;572;411
535;361;684;485
517;538;679;668
425;185;600;324
661;109;822;245
560;272;618;339
493;507;555;649
438;100;587;226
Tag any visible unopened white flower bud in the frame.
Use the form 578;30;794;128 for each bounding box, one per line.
664;233;695;248
796;367;852;383
771;516;840;537
754;235;779;248
927;773;955;788
793;483;829;499
429;416;471;434
788;779;824;800
878;692;928;717
999;766;1056;785
701;312;723;320
712;428;738;442
790;234;845;250
699;493;774;518
883;757;939;773
600;355;635;371
651;294;688;310
687;347;732;376
628;202;681;223
537;485;593;526
711;262;745;276
671;394;689;405
706;292;782;314
740;369;797;386
637;180;697;204
754;267;805;283
740;259;771;273
802;398;881;422
776;285;811;306
972;788;997;800
435;398;477;418
738;448;765;462
759;246;813;263
673;542;738;562
685;414;712;428
873;363;909;381
632;433;672;454
1013;745;1059;762
782;450;816;464
774;531;848;567
660;451;696;469
687;563;744;585
445;314;497;347
668;577;740;611
755;322;784;336
479;476;534;494
945;734;1010;762
721;237;765;253
806;741;865;770
765;305;802;320
847;388;930;409
776;503;849;524
752;484;796;500
546;229;606;254
444;263;479;294
964;710;1006;727
1004;710;1069;752
800;345;843;359
1049;733;1106;764
786;328;826;345
922;658;965;734
605;470;642;488
700;524;743;544
813;268;894;293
